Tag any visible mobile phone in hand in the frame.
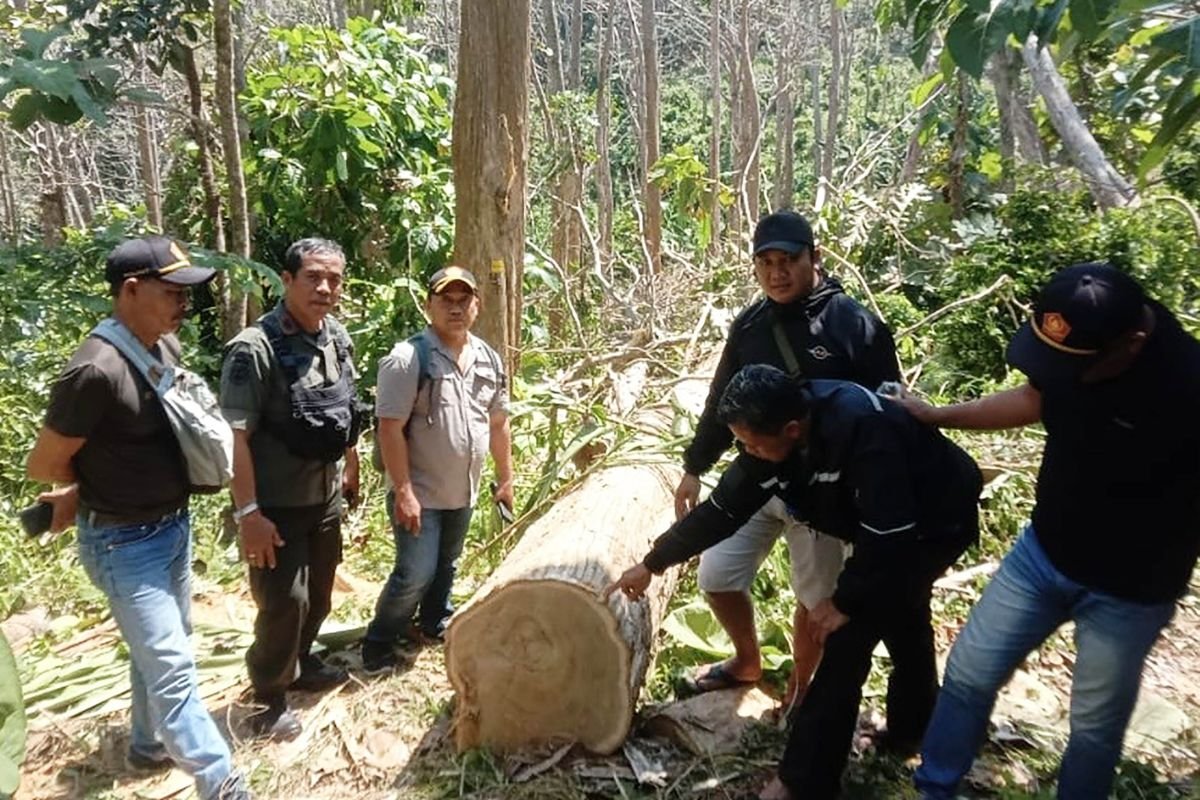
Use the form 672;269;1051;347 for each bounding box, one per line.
18;501;53;537
489;481;515;524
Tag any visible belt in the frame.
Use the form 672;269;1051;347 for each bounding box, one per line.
81;505;187;529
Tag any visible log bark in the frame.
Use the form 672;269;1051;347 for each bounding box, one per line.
445;370;714;754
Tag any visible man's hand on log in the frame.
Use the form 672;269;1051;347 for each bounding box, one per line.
806;599;849;645
674;473;701;520
603;563;653;601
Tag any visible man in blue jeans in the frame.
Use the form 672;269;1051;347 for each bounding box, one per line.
26;237;248;800
361;266;513;671
897;263;1200;799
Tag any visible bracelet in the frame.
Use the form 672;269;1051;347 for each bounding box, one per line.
232;501;259;522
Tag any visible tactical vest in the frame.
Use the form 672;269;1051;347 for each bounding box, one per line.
259;312;365;463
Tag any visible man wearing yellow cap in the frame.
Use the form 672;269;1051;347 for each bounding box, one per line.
362;266;513;672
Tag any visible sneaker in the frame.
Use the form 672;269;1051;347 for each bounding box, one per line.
289;654;349;692
361;639;398;673
246;697;302;741
125;746;174;773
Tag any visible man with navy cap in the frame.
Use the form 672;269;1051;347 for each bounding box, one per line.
896;263;1200;800
26;237;249;799
672;209;899;705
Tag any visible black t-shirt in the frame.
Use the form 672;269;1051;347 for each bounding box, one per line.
45;333;189;518
682;278;901;476
646;380;982;616
1027;303;1200;604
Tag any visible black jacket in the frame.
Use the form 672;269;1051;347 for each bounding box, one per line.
648;380;982;617
683;277;900;476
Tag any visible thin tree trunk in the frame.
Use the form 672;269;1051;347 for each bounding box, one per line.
948;72;970;218
0;130;18;242
736;0;759;226
1021;36;1134;209
707;0;721;256
542;0;565;92
596;5;615;267
214;0;251;333
568;0;582;88
811;63;822;182
820;0;841;196
640;0;662;275
773;1;795;210
453;0;531;375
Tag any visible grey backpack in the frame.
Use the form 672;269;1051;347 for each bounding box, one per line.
91;318;235;492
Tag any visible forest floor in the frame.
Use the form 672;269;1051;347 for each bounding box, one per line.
8;564;1200;800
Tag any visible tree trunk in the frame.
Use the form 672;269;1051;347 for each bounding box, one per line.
707;0;722;256
640;0;662;275
541;0;565;93
547;0;583;303
735;0;760;226
0;130;18;242
568;0;582;88
453;0;531;375
1020;37;1135;209
134;56;163;230
215;0;251;332
948;72;970;218
820;0;842;197
811;63;822;184
445;380;708;753
773;1;795;209
596;5;615;268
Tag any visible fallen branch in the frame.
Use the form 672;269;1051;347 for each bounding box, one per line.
898;274;1011;340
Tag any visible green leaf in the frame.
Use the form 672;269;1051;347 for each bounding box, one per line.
910;71;944;106
345;109;376;127
1137;91;1200;178
6;93;43;131
1069;0;1117;39
1033;0;1069;44
0;631;26;794
9;58;79;101
41;95;84;125
1152;16;1200;69
335;149;349;182
122;86;164;104
18;26;64;59
978;150;1004;180
946;0;1019;78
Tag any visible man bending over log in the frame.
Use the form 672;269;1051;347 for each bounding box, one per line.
673;210;899;703
606;365;982;800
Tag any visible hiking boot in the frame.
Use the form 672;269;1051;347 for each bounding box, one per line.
289;654;349;692
246;697;302;741
361;639;398;674
125;745;174;773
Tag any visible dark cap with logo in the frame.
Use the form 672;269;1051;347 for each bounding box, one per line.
1006;262;1146;384
752;210;814;257
428;266;478;295
105;236;215;286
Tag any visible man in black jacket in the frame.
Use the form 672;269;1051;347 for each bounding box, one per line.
607;366;982;800
675;210;900;700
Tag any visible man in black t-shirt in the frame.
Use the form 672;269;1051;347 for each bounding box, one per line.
26;238;248;800
674;210;900;702
606;366;982;800
899;263;1200;800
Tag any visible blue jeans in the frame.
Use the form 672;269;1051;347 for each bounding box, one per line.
916;527;1176;800
365;502;473;643
77;511;234;800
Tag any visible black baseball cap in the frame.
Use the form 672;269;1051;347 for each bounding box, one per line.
1006;263;1146;385
105;236;215;286
429;266;478;295
752;210;814;256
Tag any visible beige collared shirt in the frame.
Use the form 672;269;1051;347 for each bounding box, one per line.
375;328;508;509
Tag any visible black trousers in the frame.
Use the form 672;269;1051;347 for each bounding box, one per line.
777;532;973;798
246;500;342;700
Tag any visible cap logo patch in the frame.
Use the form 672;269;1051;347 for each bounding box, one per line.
1040;312;1071;343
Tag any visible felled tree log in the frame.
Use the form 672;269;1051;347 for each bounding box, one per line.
445;372;711;755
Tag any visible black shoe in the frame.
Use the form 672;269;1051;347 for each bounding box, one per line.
289;654;349;692
247;698;302;741
361;639;399;673
125;746;174;773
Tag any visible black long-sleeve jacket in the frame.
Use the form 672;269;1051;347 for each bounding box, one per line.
682;278;900;477
648;381;982;617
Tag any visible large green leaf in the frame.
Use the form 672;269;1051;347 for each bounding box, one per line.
946;0;1020;78
1033;0;1069;44
8;58;79;100
6;93;44;131
1069;0;1117;39
1152;16;1200;69
1137;90;1200;178
0;631;26;796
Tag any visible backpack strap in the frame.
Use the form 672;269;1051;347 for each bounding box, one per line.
769;308;803;379
407;331;434;427
90;318;174;395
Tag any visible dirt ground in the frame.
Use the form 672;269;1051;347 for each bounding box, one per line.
11;570;1200;800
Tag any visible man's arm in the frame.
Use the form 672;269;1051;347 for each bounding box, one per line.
489;410;514;508
342;445;360;508
676;329;744;517
378;417;421;534
26;427;83;532
230;429;284;569
894;383;1042;430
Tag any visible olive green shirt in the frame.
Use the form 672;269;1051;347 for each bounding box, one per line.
219;303;353;507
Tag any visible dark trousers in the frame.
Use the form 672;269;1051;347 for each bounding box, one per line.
778;532;973;799
246;500;341;700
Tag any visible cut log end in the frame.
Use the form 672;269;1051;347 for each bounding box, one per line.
446;580;633;755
